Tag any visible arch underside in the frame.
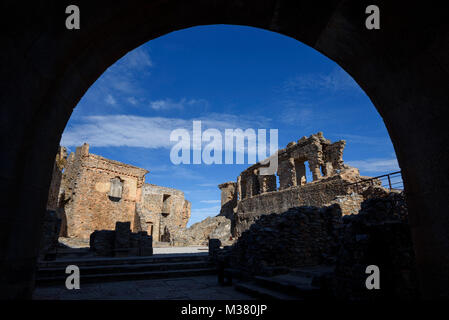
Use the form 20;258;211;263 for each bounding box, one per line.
1;0;449;298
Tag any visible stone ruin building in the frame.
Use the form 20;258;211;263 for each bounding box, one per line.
46;143;190;244
217;132;374;237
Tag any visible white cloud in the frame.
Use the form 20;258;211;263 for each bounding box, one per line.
284;67;358;93
149;98;208;111
197;183;218;187
279;107;314;125
105;94;116;105
96;47;154;96
61;113;272;150
347;158;400;174
200;200;221;204
127;97;138;105
121;48;153;69
150;99;185;110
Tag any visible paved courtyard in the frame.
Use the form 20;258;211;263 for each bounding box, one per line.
33;275;253;300
153;246;209;254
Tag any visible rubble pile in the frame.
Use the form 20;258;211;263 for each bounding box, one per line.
172;216;233;246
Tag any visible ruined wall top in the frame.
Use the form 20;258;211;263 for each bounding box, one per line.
234;133;351;201
218;182;237;189
68;143;148;181
143;183;185;197
239;132;346;178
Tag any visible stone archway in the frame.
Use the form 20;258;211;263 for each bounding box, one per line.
1;0;448;298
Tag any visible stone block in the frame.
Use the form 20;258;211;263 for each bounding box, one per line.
90;230;115;256
209;238;221;256
114;221;131;249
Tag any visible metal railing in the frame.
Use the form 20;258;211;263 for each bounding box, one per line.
345;171;403;194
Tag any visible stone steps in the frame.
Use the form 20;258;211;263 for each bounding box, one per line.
37;267;217;286
232;266;331;300
36;253;215;286
38;253;209;268
39;260;214;276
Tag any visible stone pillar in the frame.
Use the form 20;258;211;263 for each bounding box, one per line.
209;239;221;256
114;221;131;257
278;157;297;189
240;175;256;199
218;182;237;220
323;162;334;177
308;158;322;181
219;182;237;207
138;231;153;256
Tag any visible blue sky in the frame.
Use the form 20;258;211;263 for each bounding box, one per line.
61;25;399;226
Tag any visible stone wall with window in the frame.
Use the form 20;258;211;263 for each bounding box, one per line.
51;143;190;241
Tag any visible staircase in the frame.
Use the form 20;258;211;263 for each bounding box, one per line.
36;253;216;286
232;266;333;300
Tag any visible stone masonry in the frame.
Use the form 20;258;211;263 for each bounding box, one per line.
218;133;375;237
49;143;190;242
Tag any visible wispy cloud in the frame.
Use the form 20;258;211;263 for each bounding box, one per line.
284;67;358;93
347;158;400;174
200;200;221;204
121;48;153;69
197;183;218;187
149;98;208;111
61;113;272;150
105;94;116;105
279;107;314;126
127;97;138;105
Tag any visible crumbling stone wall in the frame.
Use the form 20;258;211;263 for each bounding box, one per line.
48;143;190;242
172;216;232;246
138;184;190;242
228;205;342;275
58;144;147;239
220;133;375;237
323;190;418;300
218;182;238;220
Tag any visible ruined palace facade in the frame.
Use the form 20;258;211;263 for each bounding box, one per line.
218;133;372;237
50;143;190;241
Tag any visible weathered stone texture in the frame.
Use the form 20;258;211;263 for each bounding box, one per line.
228;205;342;275
324;191;418;300
48;143;190;243
139;184;190;242
218;182;237;221
219;133;378;237
172;216;233;246
59;144;147;239
38;210;61;260
90;222;153;257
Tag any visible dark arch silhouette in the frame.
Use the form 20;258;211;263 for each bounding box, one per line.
1;0;448;299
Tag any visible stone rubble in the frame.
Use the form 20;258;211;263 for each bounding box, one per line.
171;216;233;246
